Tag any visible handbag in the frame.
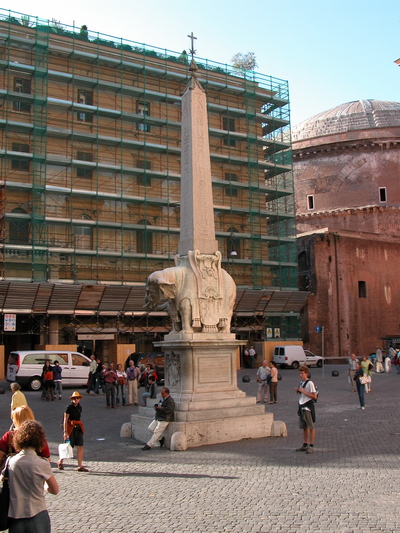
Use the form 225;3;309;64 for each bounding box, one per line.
0;458;10;532
118;377;126;385
359;375;368;385
58;441;74;460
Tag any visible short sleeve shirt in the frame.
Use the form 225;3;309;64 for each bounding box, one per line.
66;403;82;421
298;380;316;406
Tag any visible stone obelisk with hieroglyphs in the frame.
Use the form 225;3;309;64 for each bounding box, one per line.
130;35;286;449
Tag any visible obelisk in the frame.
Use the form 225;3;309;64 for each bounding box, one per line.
130;35;286;449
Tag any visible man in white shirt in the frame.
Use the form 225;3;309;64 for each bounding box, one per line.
347;353;359;392
295;365;317;454
256;360;270;403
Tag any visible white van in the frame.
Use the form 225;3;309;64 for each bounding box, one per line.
273;345;307;369
7;350;91;391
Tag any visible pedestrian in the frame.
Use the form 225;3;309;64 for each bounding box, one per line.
126;359;139;406
1;420;59;533
361;355;373;392
395;350;400;374
95;358;106;394
244;348;250;368
116;363;127;406
102;362;117;409
347;353;359;392
375;347;383;373
142;387;175;450
52;360;63;400
384;352;391;373
256;360;270;403
10;383;27;421
41;360;52;400
85;355;97;394
142;376;157;406
353;362;365;410
248;346;256;369
0;406;51;469
58;391;88;472
269;361;278;404
295;365;317;454
43;365;55;402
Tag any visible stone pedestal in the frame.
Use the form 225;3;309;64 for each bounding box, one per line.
130;333;286;449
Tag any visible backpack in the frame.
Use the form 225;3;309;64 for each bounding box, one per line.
302;379;318;403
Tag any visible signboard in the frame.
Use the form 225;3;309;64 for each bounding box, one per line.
316;326;322;333
4;314;16;332
274;328;280;338
266;328;273;339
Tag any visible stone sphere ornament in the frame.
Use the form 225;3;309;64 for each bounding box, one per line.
0;387;5;395
332;370;339;377
242;375;250;383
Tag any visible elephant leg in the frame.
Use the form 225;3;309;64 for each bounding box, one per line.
179;298;193;333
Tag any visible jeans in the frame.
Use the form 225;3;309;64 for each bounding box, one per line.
142;391;154;405
9;510;51;533
356;380;365;407
105;382;116;407
86;373;97;393
116;383;126;405
54;380;62;398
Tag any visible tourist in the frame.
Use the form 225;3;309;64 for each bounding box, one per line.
116;363;127;406
142;387;175;450
102;362;117;409
142;376;157;406
375;347;384;373
347;353;359;392
295;365;317;454
52;360;63;400
58;391;88;472
361;355;373;392
248;346;256;369
2;420;59;533
10;383;27;420
126;359;140;406
269;361;278;404
85;355;97;394
41;360;52;400
353;362;365;410
0;406;50;469
256;360;270;403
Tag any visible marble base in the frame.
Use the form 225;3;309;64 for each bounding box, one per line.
130;336;287;449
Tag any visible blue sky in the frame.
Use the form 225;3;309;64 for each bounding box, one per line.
3;0;400;125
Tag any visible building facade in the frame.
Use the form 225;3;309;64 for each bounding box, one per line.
0;10;306;358
292;100;400;357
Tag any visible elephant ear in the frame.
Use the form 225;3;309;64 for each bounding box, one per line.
158;282;176;300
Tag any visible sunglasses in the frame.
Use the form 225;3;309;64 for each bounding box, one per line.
71;398;80;401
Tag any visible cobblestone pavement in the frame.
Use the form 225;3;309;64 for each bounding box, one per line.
1;364;400;533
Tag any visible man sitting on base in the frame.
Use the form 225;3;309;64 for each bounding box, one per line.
142;387;175;450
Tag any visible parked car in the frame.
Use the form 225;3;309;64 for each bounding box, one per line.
7;350;91;391
273;345;307;369
125;352;164;385
304;350;324;367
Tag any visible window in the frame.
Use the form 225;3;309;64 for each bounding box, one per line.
9;207;30;244
223;117;236;147
136;219;153;254
11;142;30;172
71;353;90;366
224;173;238;197
137;102;150;132
77;89;93;122
358;281;366;298
137;160;152;186
13;77;31;112
75;216;92;249
307;195;314;210
379;187;387;203
76;151;93;179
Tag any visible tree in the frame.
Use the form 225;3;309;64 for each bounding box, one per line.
231;52;258;72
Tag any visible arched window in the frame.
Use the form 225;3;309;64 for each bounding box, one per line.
9;207;30;244
136;219;153;254
75;215;92;250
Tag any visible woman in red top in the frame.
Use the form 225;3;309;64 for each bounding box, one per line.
0;405;50;468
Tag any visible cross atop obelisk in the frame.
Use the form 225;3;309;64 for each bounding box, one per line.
187;32;197;58
178;34;218;255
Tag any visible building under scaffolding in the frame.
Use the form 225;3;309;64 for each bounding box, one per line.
0;10;308;359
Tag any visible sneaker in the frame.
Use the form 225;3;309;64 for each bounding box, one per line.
142;445;151;450
159;437;165;448
361;406;365;410
296;444;308;452
306;447;315;454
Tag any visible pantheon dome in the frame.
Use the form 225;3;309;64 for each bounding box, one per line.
292;99;400;142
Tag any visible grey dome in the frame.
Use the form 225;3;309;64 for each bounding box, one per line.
292;99;400;142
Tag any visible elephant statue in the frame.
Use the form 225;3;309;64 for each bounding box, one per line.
144;251;236;334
